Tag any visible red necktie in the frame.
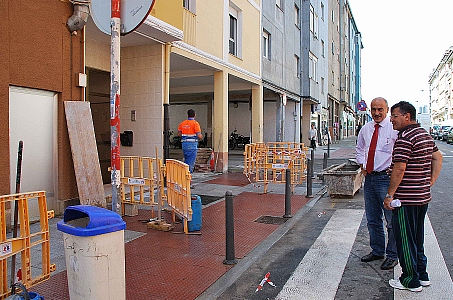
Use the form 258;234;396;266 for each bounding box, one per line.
366;124;380;174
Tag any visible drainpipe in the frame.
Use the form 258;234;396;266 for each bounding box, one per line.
163;43;171;161
67;0;90;35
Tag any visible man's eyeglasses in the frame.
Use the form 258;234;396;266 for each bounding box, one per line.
390;114;404;119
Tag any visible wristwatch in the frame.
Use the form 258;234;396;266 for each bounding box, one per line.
386;193;393;199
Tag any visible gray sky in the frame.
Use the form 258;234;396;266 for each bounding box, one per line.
348;0;453;108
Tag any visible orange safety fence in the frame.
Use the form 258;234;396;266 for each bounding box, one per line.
165;159;192;234
120;156;165;218
0;191;55;299
244;142;309;193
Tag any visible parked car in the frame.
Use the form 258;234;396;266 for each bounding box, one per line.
441;126;452;141
431;125;441;139
447;128;453;144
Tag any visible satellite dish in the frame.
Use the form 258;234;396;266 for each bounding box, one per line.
90;0;156;36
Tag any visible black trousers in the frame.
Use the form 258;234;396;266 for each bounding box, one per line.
392;204;429;288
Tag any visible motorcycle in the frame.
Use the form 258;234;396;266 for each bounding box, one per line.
228;129;250;150
169;131;206;149
169;131;182;149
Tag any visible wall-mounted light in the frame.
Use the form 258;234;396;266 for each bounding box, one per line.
233;102;238;108
131;110;136;121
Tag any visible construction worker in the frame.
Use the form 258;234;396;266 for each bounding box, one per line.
178;109;203;173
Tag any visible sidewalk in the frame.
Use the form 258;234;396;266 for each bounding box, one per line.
31;137;358;299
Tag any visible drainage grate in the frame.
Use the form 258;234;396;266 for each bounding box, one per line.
254;215;288;225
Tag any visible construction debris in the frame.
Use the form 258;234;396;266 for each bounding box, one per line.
146;219;174;232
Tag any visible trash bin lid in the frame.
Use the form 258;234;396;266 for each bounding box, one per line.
57;205;126;236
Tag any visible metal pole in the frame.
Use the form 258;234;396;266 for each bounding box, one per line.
110;0;121;213
223;191;237;265
323;152;328;170
327;132;331;158
10;141;23;291
311;149;315;179
306;158;313;197
283;168;292;218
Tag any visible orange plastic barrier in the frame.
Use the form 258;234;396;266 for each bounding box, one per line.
0;191;55;299
244;142;309;193
120;156;165;217
165;159;192;234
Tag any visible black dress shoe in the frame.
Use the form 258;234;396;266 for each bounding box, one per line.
380;258;398;270
361;252;384;262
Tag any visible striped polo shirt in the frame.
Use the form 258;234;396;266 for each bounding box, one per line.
390;124;438;205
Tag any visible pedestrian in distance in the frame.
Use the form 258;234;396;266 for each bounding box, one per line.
384;101;443;292
355;97;399;270
309;124;317;150
178;109;203;173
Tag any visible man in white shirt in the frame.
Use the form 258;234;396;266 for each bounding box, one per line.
356;97;399;270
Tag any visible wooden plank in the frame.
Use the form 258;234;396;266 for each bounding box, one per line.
64;101;106;207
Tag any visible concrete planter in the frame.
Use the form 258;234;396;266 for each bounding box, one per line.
322;162;364;197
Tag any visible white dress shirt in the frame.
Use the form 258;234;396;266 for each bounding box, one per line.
356;117;398;172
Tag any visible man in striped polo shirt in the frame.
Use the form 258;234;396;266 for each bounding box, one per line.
385;101;443;292
178;109;203;173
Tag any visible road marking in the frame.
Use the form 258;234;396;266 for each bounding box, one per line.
275;209;364;300
394;215;453;299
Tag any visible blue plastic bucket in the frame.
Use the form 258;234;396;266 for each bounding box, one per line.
186;195;202;232
28;292;44;300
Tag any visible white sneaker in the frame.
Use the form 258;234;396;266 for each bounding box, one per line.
389;279;422;292
420;280;431;287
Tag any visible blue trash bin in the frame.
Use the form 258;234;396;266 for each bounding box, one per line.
185;195;202;232
57;205;126;300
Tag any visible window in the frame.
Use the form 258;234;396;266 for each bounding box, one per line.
321;40;325;57
321;77;325;94
331;9;335;23
309;52;318;81
295;5;300;27
310;5;318;38
263;30;271;59
229;14;237;55
331;40;335;54
229;5;242;57
183;0;196;13
332;71;335;85
321;2;324;20
295;55;300;78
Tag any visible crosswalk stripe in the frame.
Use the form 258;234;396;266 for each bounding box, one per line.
394;215;453;299
275;209;364;300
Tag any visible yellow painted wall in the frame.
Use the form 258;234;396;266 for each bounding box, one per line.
195;0;224;58
151;0;183;30
196;0;261;76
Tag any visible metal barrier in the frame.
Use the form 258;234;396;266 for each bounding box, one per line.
244;142;309;193
120;156;165;217
0;191;55;299
165;159;192;234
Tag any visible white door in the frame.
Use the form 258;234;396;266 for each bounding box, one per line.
9;86;57;217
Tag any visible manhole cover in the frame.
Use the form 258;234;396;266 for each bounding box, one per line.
254;215;288;225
